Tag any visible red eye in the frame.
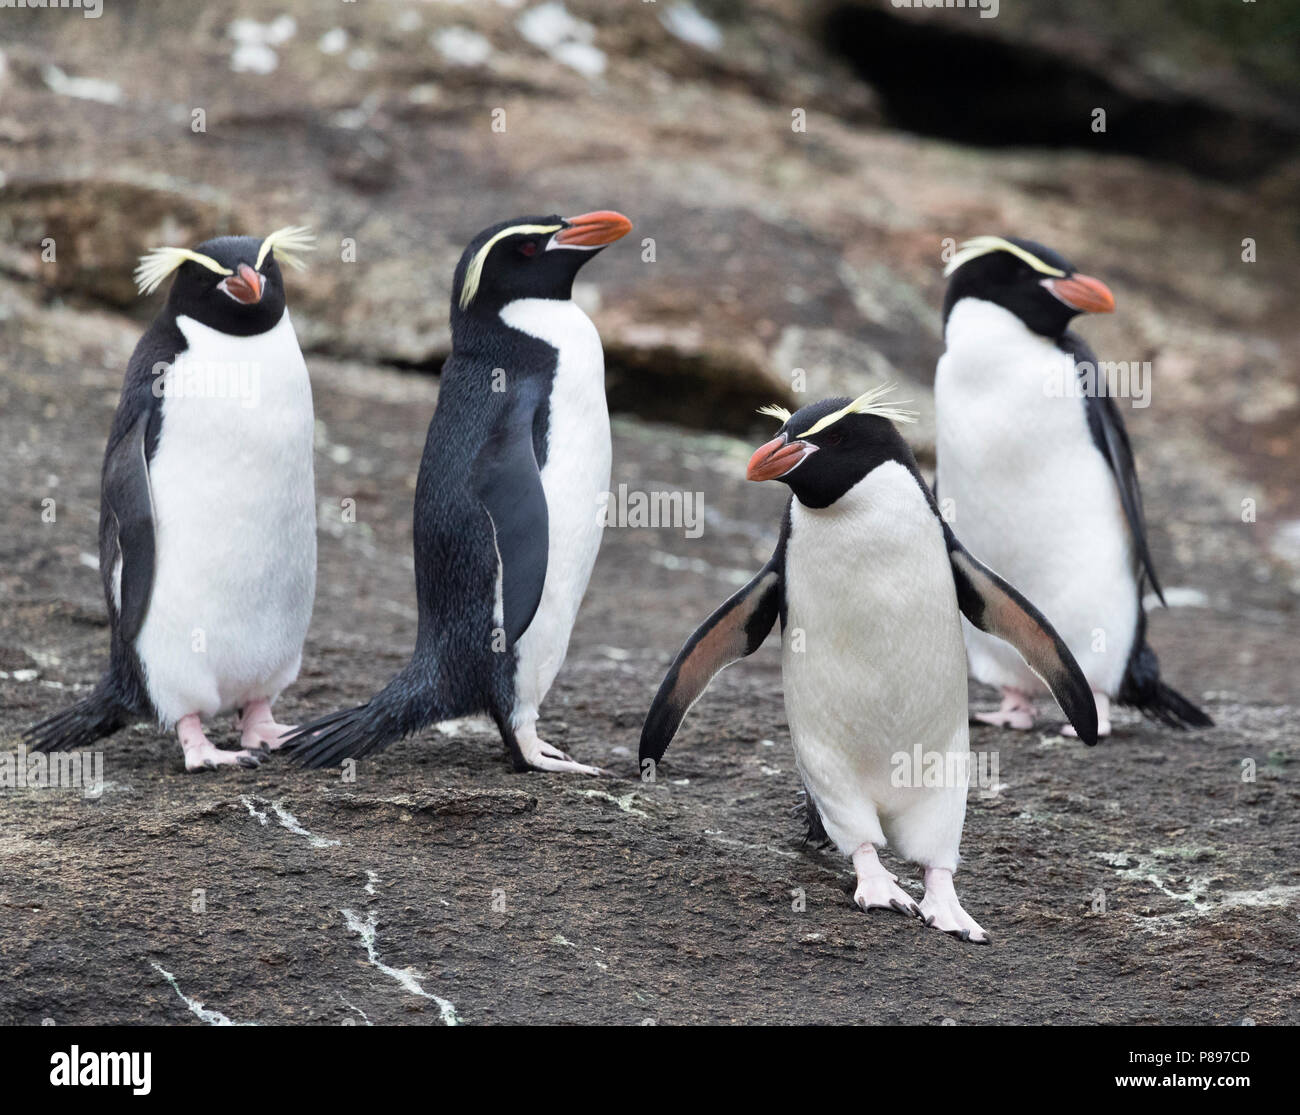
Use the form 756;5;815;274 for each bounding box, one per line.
517;240;538;258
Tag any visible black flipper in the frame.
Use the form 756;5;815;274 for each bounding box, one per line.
102;409;157;643
19;303;204;756
1062;331;1164;604
471;377;549;645
27;380;161;752
945;525;1099;746
639;554;783;766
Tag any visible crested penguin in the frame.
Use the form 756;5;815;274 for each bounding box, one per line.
934;236;1212;736
26;227;319;771
640;387;1098;944
286;211;632;774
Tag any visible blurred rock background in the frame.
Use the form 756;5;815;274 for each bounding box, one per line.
1;0;1298;1024
3;0;1298;469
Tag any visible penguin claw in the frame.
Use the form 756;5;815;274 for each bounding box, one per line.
853;877;920;917
918;873;990;945
517;733;604;776
179;714;266;773
973;688;1036;732
888;898;923;919
524;756;605;777
185;746;264;772
237;701;297;748
973;710;1035;731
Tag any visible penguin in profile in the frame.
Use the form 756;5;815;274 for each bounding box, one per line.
934;236;1212;737
26;227;319;771
286;211;632;774
640;387;1098;944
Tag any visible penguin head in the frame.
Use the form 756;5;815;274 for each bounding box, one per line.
451;210;632;319
134;226;315;336
747;386;918;509
942;235;1115;339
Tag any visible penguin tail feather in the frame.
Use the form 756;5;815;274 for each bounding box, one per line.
24;677;132;752
798;791;831;849
1118;642;1214;730
284;667;452;769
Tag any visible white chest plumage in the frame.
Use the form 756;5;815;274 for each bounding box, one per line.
781;462;970;868
131;311;317;724
934;300;1137;695
497;298;612;722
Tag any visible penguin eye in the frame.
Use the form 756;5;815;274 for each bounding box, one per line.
826;430;845;447
516;240;539;258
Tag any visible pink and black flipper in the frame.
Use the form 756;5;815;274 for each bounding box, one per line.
638;514;787;767
944;524;1099;746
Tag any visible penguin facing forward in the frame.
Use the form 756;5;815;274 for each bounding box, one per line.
26;227;319;771
640;387;1098;943
934;236;1212;737
286;211;632;774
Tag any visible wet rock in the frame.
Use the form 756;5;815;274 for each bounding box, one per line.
0;178;232;309
329;788;538;822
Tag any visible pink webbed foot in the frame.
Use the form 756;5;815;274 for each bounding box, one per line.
177;713;263;773
1062;691;1112;739
515;723;605;776
918;867;989;945
852;844;921;918
974;687;1036;731
237;698;297;752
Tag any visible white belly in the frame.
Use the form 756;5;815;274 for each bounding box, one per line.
782;462;969;870
935;300;1137;696
497;298;611;723
132;312;317;724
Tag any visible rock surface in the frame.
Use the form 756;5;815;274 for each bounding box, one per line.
1;1;1297;1024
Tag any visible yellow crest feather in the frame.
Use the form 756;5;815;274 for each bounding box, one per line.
134;225;316;297
134;247;231;296
256;225;316;271
943;235;1067;279
757;403;792;423
796;383;917;438
459;223;564;311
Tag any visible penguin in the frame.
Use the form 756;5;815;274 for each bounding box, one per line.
639;387;1099;944
934;235;1213;737
25;227;319;771
285;211;632;774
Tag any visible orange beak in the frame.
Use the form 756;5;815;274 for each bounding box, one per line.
1042;273;1115;314
220;262;263;304
746;435;816;482
555;210;633;247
